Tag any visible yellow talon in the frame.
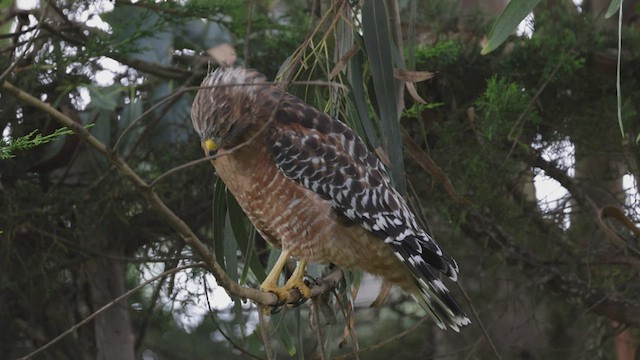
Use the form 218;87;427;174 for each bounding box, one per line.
260;249;311;313
283;258;311;298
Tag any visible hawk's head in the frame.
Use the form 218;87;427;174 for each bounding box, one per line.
191;67;267;155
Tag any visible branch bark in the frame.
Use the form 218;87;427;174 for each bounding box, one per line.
2;80;341;310
460;209;640;326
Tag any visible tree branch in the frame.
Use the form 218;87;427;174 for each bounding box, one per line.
2;80;342;311
460;209;640;326
17;263;203;360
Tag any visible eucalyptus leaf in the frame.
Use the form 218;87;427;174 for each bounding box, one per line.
117;97;143;152
91;110;112;147
361;0;406;193
295;307;304;360
481;0;541;55
275;311;297;356
347;47;380;149
605;0;623;18
227;194;266;282
212;177;227;266
86;84;120;112
223;214;238;284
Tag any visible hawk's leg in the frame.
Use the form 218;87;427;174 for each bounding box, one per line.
260;249;312;311
282;258;311;300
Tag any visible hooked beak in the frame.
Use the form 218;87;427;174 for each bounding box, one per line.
202;139;219;157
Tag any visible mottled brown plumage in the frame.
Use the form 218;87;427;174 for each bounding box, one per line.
191;67;470;330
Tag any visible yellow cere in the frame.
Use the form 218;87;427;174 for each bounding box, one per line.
204;139;218;152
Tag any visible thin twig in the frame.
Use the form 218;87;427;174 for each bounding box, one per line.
2;80;282;308
505;53;568;161
203;276;265;360
147;78;346;188
456;282;502;360
149;156;214;188
615;2;624;138
258;311;275;360
5;77;343;304
17;263;203;360
333;316;429;360
278;0;348;84
113;85;200;152
310;299;328;360
0;2;50;83
244;0;254;67
332;288;360;359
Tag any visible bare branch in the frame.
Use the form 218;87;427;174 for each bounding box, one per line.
18;263;203;360
460;209;640;326
3;66;354;311
2;80;342;312
334;316;429;360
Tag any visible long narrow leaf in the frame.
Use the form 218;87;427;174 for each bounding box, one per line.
361;0;406;193
227;194;266;282
239;227;259;284
223;212;244;330
481;0;541;55
605;0;623;18
224;213;238;284
295;307;304;360
212;177;227;266
347;47;380;149
275;311;297;356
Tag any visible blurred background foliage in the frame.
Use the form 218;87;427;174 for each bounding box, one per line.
1;0;640;359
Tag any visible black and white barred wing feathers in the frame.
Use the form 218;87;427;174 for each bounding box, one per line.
266;93;470;330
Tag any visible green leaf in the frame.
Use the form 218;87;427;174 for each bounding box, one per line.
605;0;623;18
117;96;143;152
0;127;73;159
212;177;228;266
86;84;120;111
238;227;258;284
227;194;266;282
294;307;304;360
362;0;406;194
91;111;112;147
347;47;380;149
274;311;297;356
481;0;541;55
223;213;238;283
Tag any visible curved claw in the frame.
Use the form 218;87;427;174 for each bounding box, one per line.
260;253;312;314
274;295;288;307
270;304;283;314
289;295;309;308
261;290;290;315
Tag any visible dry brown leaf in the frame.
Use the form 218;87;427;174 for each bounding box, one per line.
329;44;359;79
369;280;393;307
597;206;640;268
405;81;427;104
393;68;435;82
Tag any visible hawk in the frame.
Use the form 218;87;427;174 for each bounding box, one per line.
191;67;470;331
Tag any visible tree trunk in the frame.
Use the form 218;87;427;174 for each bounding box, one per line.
87;256;136;360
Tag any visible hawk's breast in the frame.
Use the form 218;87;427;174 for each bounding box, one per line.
210;144;414;289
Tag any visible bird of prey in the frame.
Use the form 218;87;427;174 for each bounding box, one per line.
191;67;470;330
